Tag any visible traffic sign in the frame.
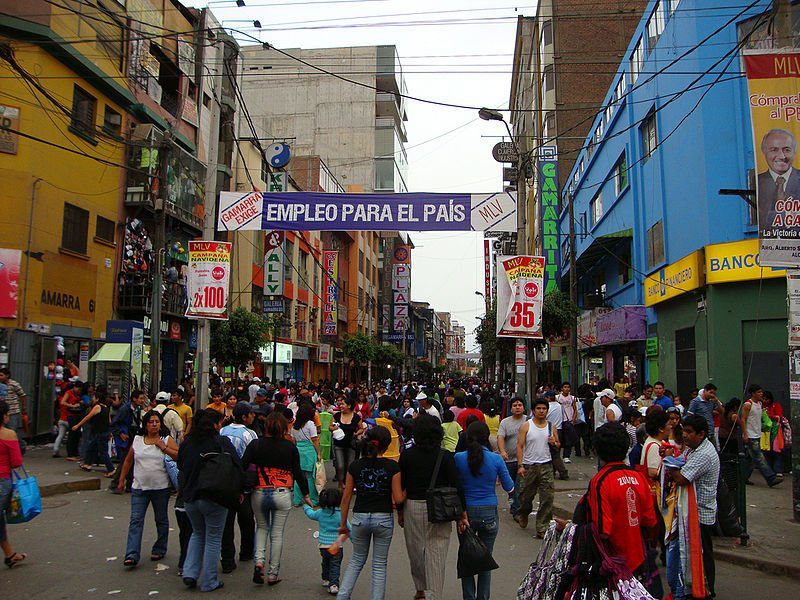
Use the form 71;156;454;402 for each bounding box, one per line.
492;142;518;163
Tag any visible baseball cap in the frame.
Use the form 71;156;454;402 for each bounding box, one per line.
233;402;254;419
256;388;268;397
155;391;170;403
595;388;615;399
543;390;556;399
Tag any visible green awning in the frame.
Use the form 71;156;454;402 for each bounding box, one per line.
89;343;131;363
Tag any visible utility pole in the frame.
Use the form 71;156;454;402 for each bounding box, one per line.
149;142;168;394
195;19;225;409
516;145;528;404
568;192;578;388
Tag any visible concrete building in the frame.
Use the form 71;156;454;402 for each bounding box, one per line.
556;0;788;404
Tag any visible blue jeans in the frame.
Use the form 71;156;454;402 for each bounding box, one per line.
504;461;520;516
83;430;114;473
666;538;684;600
251;487;292;577
321;546;343;585
124;488;171;562
745;438;777;485
0;477;11;543
184;498;228;591
461;506;499;600
337;512;394;600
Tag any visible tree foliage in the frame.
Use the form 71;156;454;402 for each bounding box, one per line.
342;332;376;365
474;300;515;374
210;307;272;371
541;289;580;340
373;342;405;368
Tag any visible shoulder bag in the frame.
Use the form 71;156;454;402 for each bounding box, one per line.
5;466;42;524
426;449;463;523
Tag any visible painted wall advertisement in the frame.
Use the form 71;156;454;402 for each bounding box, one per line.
186;241;232;320
744;50;800;267
538;146;560;293
322;250;338;336
217;191;517;233
0;248;21;318
496;255;545;339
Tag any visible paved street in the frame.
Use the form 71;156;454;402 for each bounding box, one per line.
3;482;800;600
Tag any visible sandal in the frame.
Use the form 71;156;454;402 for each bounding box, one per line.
267;577;282;586
80;464;93;472
150;554;165;561
123;558;137;567
104;470;117;479
4;553;26;568
253;564;265;585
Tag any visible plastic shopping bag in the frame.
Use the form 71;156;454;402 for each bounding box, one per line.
457;526;499;579
5;467;42;524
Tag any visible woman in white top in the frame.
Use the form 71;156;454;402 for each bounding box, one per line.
291;401;321;506
117;410;178;567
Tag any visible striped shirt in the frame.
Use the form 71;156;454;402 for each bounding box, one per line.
3;379;25;415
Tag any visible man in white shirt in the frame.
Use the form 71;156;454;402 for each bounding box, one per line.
416;392;441;421
153;391;184;444
545;391;569;480
247;377;262;402
555;382;578;463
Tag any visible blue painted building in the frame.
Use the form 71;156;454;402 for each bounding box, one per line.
557;0;790;404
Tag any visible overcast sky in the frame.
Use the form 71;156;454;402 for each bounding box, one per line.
195;0;535;350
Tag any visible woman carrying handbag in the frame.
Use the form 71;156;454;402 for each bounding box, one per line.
0;400;26;568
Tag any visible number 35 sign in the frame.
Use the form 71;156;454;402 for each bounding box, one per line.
496;255;545;339
186;241;233;320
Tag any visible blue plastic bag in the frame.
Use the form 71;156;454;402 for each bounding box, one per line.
6;466;42;524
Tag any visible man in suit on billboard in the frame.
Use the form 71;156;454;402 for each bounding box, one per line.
758;128;800;231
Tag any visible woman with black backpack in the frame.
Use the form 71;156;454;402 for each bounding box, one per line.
177;409;242;592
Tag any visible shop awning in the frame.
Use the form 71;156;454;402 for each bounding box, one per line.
572;229;633;278
89;343;131;363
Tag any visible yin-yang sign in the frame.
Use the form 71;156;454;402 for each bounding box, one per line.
266;142;291;168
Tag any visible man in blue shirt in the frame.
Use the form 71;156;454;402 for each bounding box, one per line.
652;381;673;411
687;383;722;449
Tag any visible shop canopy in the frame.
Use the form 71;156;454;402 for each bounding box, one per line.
89;343;131;363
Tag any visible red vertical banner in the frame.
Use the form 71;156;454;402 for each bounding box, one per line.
0;249;20;319
483;239;491;311
322;250;338;336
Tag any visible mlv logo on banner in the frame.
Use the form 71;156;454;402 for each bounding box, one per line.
217;191;517;233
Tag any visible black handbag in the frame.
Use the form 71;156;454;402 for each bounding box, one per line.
457;526;499;579
195;441;243;510
426;449;463;523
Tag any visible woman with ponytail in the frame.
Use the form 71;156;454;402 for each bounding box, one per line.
454;421;514;600
337;425;405;600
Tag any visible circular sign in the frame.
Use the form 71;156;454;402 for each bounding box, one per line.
265;231;284;249
523;281;538;298
393;246;409;263
211;266;226;281
266;142;291;168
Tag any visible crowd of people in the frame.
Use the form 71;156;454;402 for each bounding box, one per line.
0;370;792;599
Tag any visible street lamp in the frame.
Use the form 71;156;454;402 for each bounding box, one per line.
479;108;516;151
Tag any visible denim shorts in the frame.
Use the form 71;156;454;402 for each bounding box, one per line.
0;477;12;542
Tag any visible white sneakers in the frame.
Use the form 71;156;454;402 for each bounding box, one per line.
564;457;572;464
329;584;339;595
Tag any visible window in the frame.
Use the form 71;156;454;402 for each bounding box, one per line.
95;216;115;244
62;203;89;254
540;20;553;46
669;0;680;16
103;106;121;136
618;243;632;285
299;251;309;291
641;110;657;162
590;191;603;225
359;249;365;272
646;220;664;268
586;140;594;161
675;327;696;399
543;111;555;141
283;239;294;279
580;211;588;239
614;77;626;104
71;85;97;138
543;65;554;92
614;154;628;195
647;2;665;52
629;39;643;84
604;103;613;126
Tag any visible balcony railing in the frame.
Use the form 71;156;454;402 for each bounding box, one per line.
117;274;188;317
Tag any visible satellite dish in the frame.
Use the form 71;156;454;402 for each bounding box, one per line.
266;143;291;168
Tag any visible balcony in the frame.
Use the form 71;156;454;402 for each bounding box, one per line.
117;274;188;317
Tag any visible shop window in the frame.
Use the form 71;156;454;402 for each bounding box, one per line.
675;327;696;399
646;220;664;268
62;203;89;255
95;215;115;244
71;85;97;138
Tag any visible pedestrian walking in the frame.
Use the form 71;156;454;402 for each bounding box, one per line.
0;400;26;568
71;389;115;476
496;397;526;519
303;488;347;595
741;384;782;487
545;391;569;479
0;369;26;440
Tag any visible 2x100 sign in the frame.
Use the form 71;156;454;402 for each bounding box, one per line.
192;286;225;309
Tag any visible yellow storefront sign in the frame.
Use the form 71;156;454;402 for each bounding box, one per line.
644;251;703;307
705;238;784;284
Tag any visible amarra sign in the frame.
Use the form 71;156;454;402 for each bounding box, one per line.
217;191;517;233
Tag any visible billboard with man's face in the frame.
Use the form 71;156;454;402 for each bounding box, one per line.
744;50;800;267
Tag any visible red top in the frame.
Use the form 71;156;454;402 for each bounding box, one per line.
456;407;486;429
588;462;657;572
0;438;24;479
766;402;784;422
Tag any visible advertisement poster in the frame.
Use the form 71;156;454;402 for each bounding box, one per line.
0;248;20;318
263;231;285;297
186;241;232;320
788;271;800;346
538;146;560;293
218;191;517;233
496;255;545;339
322;250;338;336
744;50;800;267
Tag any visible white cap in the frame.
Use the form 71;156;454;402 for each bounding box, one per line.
595;388;615;399
252;377;261;382
155;391;170;402
415;391;427;401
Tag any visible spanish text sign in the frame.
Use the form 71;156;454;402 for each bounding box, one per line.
186;241;232;320
496;255;545;339
217;191;516;232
